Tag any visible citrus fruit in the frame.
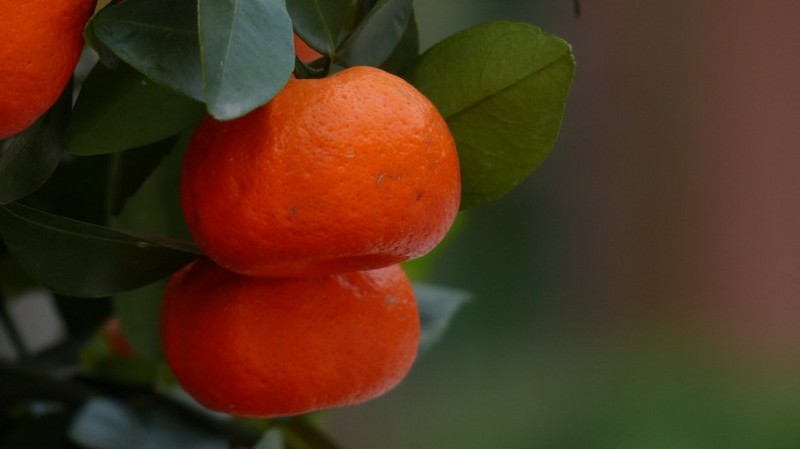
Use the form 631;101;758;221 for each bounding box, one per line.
181;66;461;278
160;258;420;418
0;0;95;139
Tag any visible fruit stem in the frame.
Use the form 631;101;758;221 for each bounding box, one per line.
280;416;345;449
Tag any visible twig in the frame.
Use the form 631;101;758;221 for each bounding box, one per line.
281;416;344;449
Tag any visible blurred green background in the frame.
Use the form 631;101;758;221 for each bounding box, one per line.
326;1;800;448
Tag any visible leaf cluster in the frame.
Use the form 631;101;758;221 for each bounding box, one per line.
0;1;574;446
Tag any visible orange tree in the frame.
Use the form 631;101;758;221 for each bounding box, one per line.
0;0;574;447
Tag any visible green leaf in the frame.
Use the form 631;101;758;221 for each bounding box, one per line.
354;0;379;23
83;8;120;68
198;0;295;120
92;0;204;101
107;137;179;216
0;82;71;204
336;0;412;67
0;203;200;298
403;21;575;209
286;0;358;55
379;10;419;75
68;62;204;155
414;282;469;354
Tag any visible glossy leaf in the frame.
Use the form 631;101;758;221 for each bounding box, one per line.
107;137;179;216
403;21;575;208
354;0;379;24
414;282;469;354
198;0;295;119
68;63;204;155
83;11;120;68
0;203;200;298
92;0;204;101
379;10;419;75
286;0;357;56
0;83;71;204
336;0;412;67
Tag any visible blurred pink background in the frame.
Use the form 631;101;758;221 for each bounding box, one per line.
562;1;800;361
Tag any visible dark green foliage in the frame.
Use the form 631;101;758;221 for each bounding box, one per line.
91;0;204;101
68;63;204;155
0;83;71;204
0;203;200;297
286;0;359;56
336;0;413;67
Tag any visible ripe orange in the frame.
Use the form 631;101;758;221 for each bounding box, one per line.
181;66;461;278
160;258;420;418
0;0;95;139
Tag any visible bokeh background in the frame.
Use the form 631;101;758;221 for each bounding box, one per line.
327;1;800;447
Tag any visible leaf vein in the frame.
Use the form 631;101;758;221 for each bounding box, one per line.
445;51;572;123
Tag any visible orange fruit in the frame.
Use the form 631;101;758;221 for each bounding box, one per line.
0;0;95;139
181;66;461;278
160;258;420;418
